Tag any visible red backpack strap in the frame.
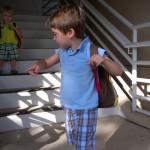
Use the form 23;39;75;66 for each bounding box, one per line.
90;44;98;70
93;69;101;92
90;44;102;92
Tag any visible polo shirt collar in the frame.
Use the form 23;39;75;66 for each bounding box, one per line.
67;35;89;56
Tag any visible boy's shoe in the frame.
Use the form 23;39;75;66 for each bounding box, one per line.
11;69;18;75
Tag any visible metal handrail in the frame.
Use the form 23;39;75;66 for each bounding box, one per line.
125;41;150;48
63;0;150;116
81;0;150;116
82;0;131;46
96;0;150;48
98;0;133;29
42;0;59;16
43;0;52;8
85;11;132;64
133;22;150;29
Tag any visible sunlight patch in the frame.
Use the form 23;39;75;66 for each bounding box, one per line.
36;91;49;102
18;92;31;96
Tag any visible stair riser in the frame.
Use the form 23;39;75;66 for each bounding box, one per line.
2;61;60;73
16;22;47;30
22;30;53;38
0;73;61;90
0;89;60;109
0;110;65;132
14;15;48;22
0;107;121;132
2;44;59;73
22;39;58;49
20;49;56;60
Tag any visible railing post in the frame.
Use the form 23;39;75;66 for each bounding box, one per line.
132;29;138;111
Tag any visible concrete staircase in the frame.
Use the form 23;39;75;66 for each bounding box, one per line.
1;14;149;133
0;14;126;132
0;14;120;133
0;15;64;132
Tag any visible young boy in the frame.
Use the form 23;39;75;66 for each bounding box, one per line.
26;4;122;150
0;6;22;75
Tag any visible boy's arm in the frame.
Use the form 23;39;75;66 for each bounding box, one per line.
90;54;122;76
26;54;60;75
101;55;122;76
10;24;22;37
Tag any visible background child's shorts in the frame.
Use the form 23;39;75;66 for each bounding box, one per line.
0;43;20;60
63;106;98;150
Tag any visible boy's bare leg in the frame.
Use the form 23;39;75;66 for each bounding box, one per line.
0;60;4;69
11;59;16;69
0;60;4;74
10;60;18;74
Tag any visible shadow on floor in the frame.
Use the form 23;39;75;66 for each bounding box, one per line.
0;122;66;150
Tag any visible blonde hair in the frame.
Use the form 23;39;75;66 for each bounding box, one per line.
0;5;14;15
46;4;86;39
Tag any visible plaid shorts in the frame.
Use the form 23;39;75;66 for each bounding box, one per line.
0;43;20;60
63;106;98;150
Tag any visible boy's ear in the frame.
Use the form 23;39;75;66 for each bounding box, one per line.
67;28;75;38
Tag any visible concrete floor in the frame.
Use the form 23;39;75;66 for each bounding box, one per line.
0;115;150;150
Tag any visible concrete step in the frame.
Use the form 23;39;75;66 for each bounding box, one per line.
0;109;65;132
22;39;57;49
22;30;53;39
2;60;60;74
0;72;61;91
0;88;60;110
16;21;46;30
0;106;121;132
20;49;56;60
14;15;48;22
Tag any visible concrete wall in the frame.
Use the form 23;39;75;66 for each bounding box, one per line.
106;0;150;24
106;0;150;60
87;0;150;76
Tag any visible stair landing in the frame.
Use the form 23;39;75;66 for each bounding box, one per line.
0;116;149;150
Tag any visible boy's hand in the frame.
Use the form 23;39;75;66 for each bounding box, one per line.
8;25;22;37
26;64;39;76
8;24;15;30
89;54;104;67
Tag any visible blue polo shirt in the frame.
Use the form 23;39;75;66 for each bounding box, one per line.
55;36;106;110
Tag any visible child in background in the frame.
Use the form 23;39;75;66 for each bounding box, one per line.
0;5;22;75
26;5;122;150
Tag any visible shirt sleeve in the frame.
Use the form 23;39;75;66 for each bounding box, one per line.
98;47;108;57
55;48;60;55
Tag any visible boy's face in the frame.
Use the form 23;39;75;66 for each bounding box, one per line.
1;11;13;23
51;28;71;49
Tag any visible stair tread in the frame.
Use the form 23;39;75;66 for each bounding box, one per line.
0;72;61;90
0;13;61;126
0;105;62;117
0;88;60;110
2;61;60;73
0;85;59;93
